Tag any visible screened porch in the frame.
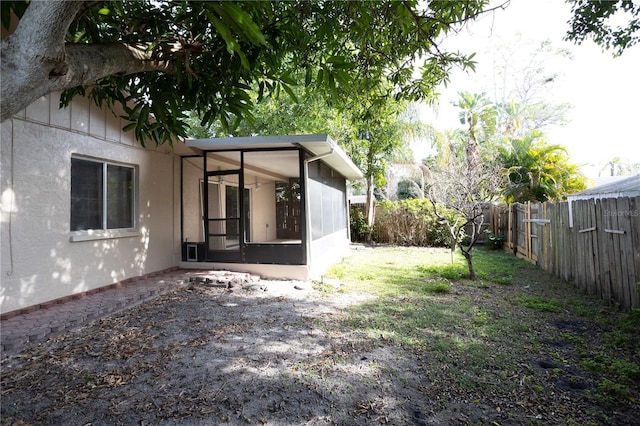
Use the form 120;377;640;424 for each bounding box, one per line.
179;134;362;278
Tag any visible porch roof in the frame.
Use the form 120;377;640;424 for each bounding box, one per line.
185;134;363;180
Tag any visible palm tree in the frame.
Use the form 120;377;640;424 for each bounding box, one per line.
454;92;497;174
499;131;587;203
599;157;640;176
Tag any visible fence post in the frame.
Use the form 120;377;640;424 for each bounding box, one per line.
526;202;532;261
511;204;517;255
543;202;549;271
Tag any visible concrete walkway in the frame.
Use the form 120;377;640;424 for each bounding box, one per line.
0;269;258;357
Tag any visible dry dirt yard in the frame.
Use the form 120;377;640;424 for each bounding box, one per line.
1;246;639;425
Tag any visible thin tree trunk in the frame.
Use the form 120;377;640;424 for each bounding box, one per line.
461;249;476;280
365;174;375;243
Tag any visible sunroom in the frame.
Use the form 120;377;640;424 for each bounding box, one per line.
179;134;363;280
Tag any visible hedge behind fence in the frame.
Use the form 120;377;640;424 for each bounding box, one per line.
368;199;450;247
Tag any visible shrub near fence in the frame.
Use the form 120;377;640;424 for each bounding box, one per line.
495;197;640;309
372;199;450;247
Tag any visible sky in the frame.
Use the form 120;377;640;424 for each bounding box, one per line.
418;0;640;179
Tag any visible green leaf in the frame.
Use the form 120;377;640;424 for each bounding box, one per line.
305;68;313;87
98;7;110;16
281;83;299;103
279;72;297;86
317;68;324;86
206;11;249;68
217;3;266;46
122;122;137;132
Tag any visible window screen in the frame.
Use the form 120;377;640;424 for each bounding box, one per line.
308;161;347;240
106;164;133;229
71;158;134;231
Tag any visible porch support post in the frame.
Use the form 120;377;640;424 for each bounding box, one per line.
300;149;309;266
239;151;246;262
203;152;209;260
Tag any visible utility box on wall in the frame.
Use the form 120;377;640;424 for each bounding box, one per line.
182;242;205;262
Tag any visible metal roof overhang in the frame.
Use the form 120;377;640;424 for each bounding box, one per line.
567;174;640;201
185;134;364;180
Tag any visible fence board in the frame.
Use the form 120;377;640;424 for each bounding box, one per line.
507;204;515;254
630;197;640;307
551;202;561;278
608;198;626;307
563;202;574;282
549;202;559;277
578;199;597;296
595;199;612;304
574;199;586;293
589;198;600;296
530;203;541;265
516;203;527;258
616;198;636;309
543;203;549;271
497;196;639;309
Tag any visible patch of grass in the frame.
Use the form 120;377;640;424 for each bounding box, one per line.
419;263;466;280
422;279;451;294
568;299;601;317
516;296;562;312
327;246;528;291
601;309;640;351
324;246;429;296
560;332;586;345
416;247;523;285
582;354;640;383
473;248;529;285
600;379;633;399
311;281;337;294
323;245;639;422
326;246;539;350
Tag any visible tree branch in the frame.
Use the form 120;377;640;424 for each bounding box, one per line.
1;0;180;122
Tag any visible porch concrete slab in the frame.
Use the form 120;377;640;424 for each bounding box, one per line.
0;269;252;357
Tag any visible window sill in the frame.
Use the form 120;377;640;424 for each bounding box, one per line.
69;229;140;242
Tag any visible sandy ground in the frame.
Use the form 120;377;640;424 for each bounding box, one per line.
1;271;638;425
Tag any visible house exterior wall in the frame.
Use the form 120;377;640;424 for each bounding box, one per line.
309;229;350;279
1;93;178;314
182;157;203;243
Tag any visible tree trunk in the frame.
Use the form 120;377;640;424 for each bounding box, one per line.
461;249;476;280
365;174;375;243
1;1;175;123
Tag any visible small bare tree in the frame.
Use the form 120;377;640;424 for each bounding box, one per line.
427;158;504;279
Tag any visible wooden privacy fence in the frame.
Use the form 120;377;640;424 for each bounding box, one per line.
493;197;640;309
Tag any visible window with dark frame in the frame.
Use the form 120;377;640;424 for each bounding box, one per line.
70;157;135;232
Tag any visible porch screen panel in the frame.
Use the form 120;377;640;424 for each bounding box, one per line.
307;161;323;240
309;179;323;240
243;150;300;243
323;163;347;235
308;161;348;240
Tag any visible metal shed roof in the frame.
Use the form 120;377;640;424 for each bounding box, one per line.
186;134;363;180
568;174;640;200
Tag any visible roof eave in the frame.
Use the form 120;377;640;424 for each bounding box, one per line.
185;134;363;180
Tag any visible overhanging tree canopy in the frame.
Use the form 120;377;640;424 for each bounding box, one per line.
1;0;491;146
565;0;640;55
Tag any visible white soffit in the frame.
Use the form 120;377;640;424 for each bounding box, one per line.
185;134;363;180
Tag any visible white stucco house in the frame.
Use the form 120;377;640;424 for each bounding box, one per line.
0;93;362;315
